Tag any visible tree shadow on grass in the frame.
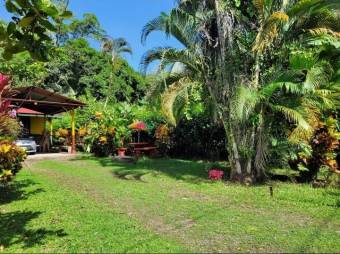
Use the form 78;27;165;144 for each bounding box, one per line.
0;180;44;205
71;155;224;184
0;211;67;249
0;180;67;249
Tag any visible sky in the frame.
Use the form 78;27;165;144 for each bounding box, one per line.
0;0;182;71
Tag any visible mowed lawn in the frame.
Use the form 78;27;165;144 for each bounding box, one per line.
1;156;339;253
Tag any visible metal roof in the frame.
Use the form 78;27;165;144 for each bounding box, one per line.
3;86;86;115
17;107;44;115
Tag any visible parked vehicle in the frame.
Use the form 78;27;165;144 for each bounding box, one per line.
15;138;38;154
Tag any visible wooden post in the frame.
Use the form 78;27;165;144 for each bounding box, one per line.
70;110;76;154
49;118;53;146
269;186;273;197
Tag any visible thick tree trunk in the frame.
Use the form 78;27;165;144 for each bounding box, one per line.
222;116;247;181
246;126;256;175
254;110;266;181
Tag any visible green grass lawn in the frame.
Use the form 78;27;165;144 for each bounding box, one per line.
1;156;339;253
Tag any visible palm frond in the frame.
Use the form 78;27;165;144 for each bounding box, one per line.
261;82;304;98
253;0;265;20
141;9;199;48
253;11;289;53
230;85;261;122
271;104;311;131
140;47;202;75
306;34;340;48
289;50;318;70
303;61;333;91
161;78;192;126
287;0;340;18
309;27;340;38
101;36;132;63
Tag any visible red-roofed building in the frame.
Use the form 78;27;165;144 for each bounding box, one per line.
3;87;86;153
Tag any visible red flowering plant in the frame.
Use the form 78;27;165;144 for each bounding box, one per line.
0;73;20;141
0;73;26;186
0;73;11;114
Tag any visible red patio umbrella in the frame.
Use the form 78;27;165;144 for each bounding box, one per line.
128;121;147;142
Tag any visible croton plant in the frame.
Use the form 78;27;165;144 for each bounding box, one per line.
0;73;26;185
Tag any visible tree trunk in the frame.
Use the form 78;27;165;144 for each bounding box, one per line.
222;115;245;181
246;126;256;175
104;64;113;108
254;110;266;181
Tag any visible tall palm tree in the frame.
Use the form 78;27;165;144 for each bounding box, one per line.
101;36;132;107
141;0;340;182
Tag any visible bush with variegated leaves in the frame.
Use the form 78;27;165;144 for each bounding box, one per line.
0;141;26;185
0;73;26;185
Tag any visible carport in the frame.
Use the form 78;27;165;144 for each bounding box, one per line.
3;86;86;153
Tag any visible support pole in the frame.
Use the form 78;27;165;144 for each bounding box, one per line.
49;118;53;146
70;110;76;154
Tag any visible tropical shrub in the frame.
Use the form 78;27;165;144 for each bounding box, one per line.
0;73;21;141
292;117;340;182
81;110;132;157
0;73;25;185
155;124;171;155
83;112;115;157
169;116;226;160
0;114;21;141
0;141;26;186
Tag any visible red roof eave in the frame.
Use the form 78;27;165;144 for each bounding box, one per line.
16;107;44;115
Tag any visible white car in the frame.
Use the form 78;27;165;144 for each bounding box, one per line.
15;138;38;154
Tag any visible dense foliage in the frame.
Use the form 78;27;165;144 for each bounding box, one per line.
52;100;165;156
141;0;340;183
0;0;72;61
0;73;25;185
169;116;226;160
0;39;146;101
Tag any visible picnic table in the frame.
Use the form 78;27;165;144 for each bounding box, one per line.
128;142;158;158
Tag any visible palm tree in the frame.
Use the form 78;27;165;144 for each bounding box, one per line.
101;36;132;107
141;0;340;182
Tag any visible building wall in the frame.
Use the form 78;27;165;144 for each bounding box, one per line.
30;117;46;135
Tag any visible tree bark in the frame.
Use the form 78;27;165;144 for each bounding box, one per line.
222;115;244;181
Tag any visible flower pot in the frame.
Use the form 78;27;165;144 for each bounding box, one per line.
117;148;127;157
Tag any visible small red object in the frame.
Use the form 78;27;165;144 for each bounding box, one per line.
209;169;224;180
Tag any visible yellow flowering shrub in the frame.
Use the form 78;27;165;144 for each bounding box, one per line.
155;124;171;155
155;124;170;144
0;141;26;185
108;127;115;135
58;128;69;137
99;136;107;143
95;112;103;120
78;127;87;137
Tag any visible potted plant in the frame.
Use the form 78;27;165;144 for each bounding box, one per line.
114;126;131;157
